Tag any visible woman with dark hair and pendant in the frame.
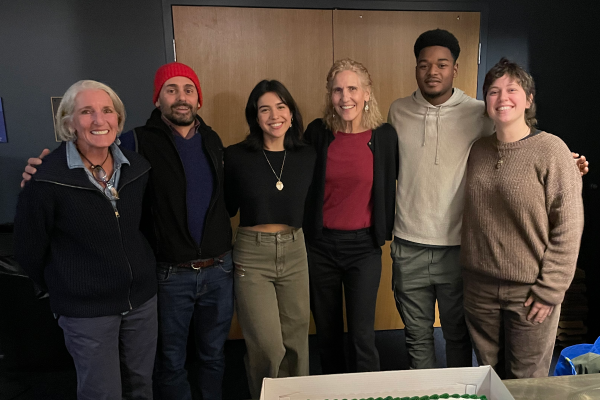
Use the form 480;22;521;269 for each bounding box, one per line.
14;80;157;399
303;59;398;374
224;80;316;398
461;58;584;379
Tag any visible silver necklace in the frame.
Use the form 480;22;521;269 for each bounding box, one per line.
263;150;286;191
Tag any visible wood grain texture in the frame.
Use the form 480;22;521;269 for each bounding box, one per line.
173;6;333;148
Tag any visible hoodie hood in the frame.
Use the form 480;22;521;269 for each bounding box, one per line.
412;88;471;164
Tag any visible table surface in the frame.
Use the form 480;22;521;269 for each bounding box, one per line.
504;374;600;399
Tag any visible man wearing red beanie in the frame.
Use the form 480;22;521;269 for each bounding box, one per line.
21;62;233;400
127;62;233;400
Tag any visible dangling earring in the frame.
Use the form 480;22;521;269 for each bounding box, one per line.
365;102;369;112
290;116;293;129
332;108;336;117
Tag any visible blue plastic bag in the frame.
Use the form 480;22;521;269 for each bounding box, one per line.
554;336;600;376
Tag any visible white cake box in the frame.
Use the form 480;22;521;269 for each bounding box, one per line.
259;366;515;400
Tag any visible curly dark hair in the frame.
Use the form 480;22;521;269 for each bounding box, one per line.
483;57;537;128
414;29;461;62
244;80;305;151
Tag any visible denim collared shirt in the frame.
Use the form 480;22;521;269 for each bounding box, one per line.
66;141;130;208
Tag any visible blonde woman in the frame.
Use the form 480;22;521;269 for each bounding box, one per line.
303;59;398;373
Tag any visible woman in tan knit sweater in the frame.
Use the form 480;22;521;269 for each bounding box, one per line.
461;58;584;379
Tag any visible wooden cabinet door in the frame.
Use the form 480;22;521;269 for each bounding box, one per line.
172;6;333;148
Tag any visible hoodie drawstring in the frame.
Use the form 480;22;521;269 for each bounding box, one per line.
435;106;442;165
423;108;430;146
423;106;442;165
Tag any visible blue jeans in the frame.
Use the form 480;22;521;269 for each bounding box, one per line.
153;252;234;400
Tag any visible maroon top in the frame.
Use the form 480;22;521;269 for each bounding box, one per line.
323;130;373;230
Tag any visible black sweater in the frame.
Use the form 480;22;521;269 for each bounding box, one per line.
303;119;399;246
224;142;316;227
14;142;157;318
130;109;232;262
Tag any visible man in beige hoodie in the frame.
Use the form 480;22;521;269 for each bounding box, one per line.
387;29;484;370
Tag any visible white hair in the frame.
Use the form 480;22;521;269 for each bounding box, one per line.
55;80;126;141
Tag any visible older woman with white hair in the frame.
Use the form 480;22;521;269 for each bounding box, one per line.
14;80;157;399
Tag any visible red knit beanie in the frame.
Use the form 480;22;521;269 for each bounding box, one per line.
152;62;203;108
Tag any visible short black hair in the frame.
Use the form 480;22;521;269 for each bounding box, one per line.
414;29;461;62
244;80;305;151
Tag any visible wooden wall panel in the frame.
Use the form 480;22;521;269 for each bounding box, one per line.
172;6;333;148
333;10;480;331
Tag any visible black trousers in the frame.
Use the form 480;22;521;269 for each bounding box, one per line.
307;228;382;374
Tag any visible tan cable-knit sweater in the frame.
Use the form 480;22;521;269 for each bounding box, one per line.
461;131;584;305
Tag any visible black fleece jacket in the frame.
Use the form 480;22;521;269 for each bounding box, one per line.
303;119;399;246
14;142;157;318
128;109;232;262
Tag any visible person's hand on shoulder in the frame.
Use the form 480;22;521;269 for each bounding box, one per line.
20;148;50;188
572;152;589;176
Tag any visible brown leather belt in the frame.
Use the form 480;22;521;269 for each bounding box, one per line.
174;252;229;270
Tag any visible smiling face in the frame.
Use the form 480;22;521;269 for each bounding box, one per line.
415;45;458;106
331;70;370;132
485;74;532;128
70;89;119;154
256;92;292;146
155;76;199;126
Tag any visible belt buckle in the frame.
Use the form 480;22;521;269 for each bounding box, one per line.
191;261;202;270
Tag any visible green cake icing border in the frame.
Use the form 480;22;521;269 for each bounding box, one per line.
315;394;487;400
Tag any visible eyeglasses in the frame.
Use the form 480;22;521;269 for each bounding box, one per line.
91;166;119;200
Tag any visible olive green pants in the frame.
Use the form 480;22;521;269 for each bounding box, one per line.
233;227;310;398
391;238;472;369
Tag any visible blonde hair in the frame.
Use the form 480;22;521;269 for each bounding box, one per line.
55;80;126;141
323;58;383;132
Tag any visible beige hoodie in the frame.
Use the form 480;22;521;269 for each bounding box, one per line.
388;88;494;246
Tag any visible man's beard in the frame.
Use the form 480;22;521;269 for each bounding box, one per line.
163;101;197;126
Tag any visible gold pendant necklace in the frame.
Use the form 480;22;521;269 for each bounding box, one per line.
263;150;286;191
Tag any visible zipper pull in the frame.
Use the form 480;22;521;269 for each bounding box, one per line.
114;207;120;218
